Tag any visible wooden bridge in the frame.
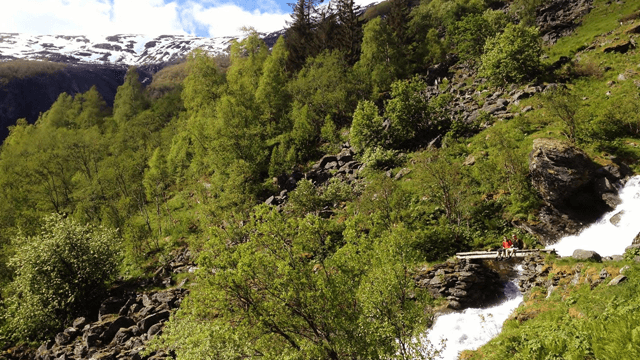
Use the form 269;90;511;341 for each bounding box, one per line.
455;249;556;260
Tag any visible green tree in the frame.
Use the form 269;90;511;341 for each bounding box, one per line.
1;215;120;341
448;10;510;63
113;67;148;127
385;77;432;148
350;100;385;152
256;36;292;138
355;18;403;97
336;0;363;65
479;24;542;85
73;86;110;129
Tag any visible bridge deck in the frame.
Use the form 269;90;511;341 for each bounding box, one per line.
455;249;555;260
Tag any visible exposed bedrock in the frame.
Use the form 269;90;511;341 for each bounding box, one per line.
522;138;631;244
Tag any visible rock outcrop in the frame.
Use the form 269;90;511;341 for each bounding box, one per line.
1;248;195;360
414;259;504;310
517;254;633;295
31;287;186;360
266;144;363;207
525;138;630;244
536;0;594;44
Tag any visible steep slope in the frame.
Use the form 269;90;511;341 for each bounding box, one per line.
0;63;162;139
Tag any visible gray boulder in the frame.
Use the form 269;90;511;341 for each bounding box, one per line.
137;310;170;332
610;211;624;226
608;275;627;286
572;249;602;262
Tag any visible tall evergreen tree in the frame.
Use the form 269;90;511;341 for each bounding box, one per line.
336;0;363;65
285;0;321;72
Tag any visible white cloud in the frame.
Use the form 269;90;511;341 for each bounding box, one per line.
190;2;289;38
1;0;290;37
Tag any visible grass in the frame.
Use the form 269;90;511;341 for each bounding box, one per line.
546;0;640;62
0;59;66;85
463;262;640;359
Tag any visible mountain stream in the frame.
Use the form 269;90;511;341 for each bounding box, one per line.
424;175;640;359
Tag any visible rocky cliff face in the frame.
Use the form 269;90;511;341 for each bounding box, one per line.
523;138;631;244
0;63;161;139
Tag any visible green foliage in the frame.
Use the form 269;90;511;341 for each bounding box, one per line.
289;50;357;128
448;9;510;63
510;0;548;27
360;147;400;170
150;205;439;360
468;264;640;360
0;59;66;85
350;100;385;152
113;67;149;127
355;17;404;97
479;24;543;85
385;77;432;147
543;88;582;143
1;215;120;342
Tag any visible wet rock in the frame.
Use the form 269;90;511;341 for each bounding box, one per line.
394;168;411;180
463;154;476;166
521;106;533;113
147;323;163;337
110;327;134;346
610;210;624;226
572;249;602;262
526;138;619;243
529;138;597;207
54;332;71;346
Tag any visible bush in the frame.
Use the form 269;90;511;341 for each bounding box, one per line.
448;10;510;63
1;215;121;341
350;100;385;152
479;24;543;85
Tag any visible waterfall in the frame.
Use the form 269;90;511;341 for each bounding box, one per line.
421;176;640;359
547;175;640;257
424;267;524;360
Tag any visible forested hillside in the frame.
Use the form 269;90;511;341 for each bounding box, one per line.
1;0;640;359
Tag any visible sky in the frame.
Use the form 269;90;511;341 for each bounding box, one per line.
3;0;377;39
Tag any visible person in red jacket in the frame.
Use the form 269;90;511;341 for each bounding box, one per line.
505;237;514;258
497;236;510;260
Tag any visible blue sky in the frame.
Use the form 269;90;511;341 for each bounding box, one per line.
3;0;376;38
3;0;294;38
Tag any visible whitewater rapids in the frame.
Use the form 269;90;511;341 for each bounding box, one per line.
424;270;523;359
422;176;640;359
546;175;640;257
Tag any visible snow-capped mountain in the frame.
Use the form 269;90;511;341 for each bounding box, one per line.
0;33;245;66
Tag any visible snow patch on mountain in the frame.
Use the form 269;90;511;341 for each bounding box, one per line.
0;33;238;66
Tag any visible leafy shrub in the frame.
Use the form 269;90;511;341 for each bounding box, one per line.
448;10;510;63
350;100;385;152
1;214;121;341
385;77;431;147
361;147;400;170
479;24;543;85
